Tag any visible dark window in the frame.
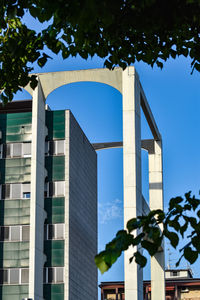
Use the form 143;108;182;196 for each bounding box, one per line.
1;184;10;199
5;184;10;199
2;144;6;158
6;144;11;158
0;270;3;284
0;227;4;241
49;141;54;156
3;270;8;284
49;182;54;197
43;268;46;283
3;227;9;241
170;271;179;277
48;268;55;283
23;192;31;199
48;225;55;240
44;225;47;240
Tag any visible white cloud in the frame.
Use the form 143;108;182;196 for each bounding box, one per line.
99;198;123;224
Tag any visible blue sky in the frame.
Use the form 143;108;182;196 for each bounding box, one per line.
14;14;200;294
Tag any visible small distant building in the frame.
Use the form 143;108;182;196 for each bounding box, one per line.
100;269;200;300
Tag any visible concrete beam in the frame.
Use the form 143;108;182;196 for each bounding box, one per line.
140;84;161;141
92;139;154;152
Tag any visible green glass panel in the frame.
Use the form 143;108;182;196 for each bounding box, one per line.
45;156;65;181
6;133;32;143
3;242;29;251
6;112;32;120
43;284;64;300
0;242;29;268
2;200;30;209
3;112;32;142
44;240;64;267
46;111;65;140
44;198;64;224
0;199;30;225
0;158;31;184
0;285;28;300
3;112;32;143
5;158;31;167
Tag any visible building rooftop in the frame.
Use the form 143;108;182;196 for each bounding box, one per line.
0;100;32;114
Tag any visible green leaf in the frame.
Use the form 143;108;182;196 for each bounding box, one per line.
95;252;110;274
191;235;200;251
164;230;179;248
168;219;180;231
141;240;158;256
180;221;188;237
30;76;38;90
7;6;18;19
134;251;147;268
156;61;163;69
169;196;183;210
184;247;198;264
175;254;184;267
127;218;141;233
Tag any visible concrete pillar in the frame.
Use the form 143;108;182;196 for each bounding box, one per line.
149;140;165;300
122;67;143;300
29;78;46;300
64;110;70;300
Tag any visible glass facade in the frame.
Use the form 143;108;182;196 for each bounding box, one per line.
0;108;65;300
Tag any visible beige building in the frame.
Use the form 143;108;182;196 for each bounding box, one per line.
100;269;200;300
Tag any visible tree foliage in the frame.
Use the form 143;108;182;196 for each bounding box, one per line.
1;0;200;101
95;192;200;273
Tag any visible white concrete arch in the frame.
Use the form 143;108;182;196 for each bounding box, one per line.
25;67;123;98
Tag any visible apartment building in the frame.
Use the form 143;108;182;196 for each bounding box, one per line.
0;100;97;300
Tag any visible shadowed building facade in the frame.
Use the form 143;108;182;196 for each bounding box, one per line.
0;101;97;300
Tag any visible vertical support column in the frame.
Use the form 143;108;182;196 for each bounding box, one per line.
101;288;104;300
116;287;119;300
149;140;165;300
64;110;70;300
122;67;143;300
29;78;46;300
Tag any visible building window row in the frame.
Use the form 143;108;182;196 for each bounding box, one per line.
0;143;31;159
0;225;29;242
0;183;31;200
44;181;65;198
0;181;65;200
44;224;65;240
43;267;64;284
0;268;29;284
45;140;65;156
0;140;65;159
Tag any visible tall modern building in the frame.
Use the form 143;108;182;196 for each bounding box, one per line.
0;100;97;300
0;67;165;300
